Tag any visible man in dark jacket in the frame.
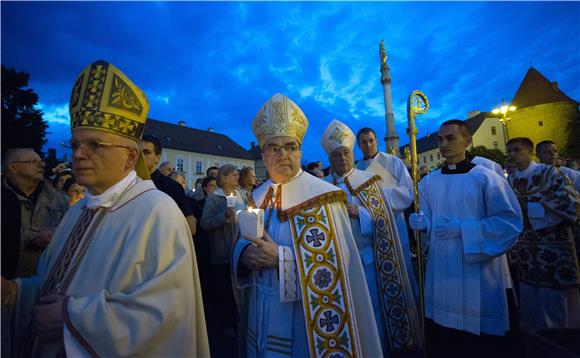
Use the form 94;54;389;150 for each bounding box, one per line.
141;134;197;236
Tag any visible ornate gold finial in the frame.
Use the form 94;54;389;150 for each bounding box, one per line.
252;93;309;147
380;40;387;65
69;60;149;142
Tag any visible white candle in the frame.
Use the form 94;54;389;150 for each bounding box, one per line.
226;193;236;208
237;207;264;240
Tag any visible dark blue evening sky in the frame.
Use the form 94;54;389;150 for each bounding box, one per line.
2;1;579;164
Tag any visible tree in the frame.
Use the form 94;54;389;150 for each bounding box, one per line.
1;65;48;157
468;145;507;165
563;110;580;159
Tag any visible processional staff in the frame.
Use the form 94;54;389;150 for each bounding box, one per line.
406;89;429;352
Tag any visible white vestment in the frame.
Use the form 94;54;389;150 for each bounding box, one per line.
472;156;506;179
233;170;382;357
326;168;422;354
11;171;209;357
419;164;523;335
356;151;418;297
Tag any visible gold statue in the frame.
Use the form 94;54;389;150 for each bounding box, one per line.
379;40;387;65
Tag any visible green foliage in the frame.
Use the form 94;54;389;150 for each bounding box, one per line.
1;65;48;157
468;145;507;165
562;110;580;159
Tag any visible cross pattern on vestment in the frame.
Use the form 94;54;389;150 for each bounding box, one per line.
320;310;339;332
306;228;325;247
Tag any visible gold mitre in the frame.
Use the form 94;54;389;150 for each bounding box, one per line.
252;93;309;147
69;60;149;142
321;119;355;155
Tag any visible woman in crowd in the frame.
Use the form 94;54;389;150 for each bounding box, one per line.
238;166;256;205
200;165;246;352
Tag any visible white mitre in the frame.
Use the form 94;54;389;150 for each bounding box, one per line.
252;93;309;147
321;119;355;155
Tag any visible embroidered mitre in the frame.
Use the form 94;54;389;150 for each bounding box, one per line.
69;60;151;179
252;93;308;147
69;60;149;142
321;119;355;155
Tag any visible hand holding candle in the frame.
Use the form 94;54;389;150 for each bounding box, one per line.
237;207;264;241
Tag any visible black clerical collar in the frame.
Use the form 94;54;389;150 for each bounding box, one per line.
441;159;475;174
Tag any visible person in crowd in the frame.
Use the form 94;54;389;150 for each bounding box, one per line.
141;134;197;237
2;148;68;277
307;168;324;179
61;177;85;207
506;137;580;331
419;165;430;179
356;127;419;297
504;158;518;176
52;168;73;192
0;60;208;357
238;166;257;205
322;119;422;354
158;160;174;176
169;170;187;188
201;164;245;351
206;166;219;179
409;119;523;357
536;140;580;191
232;93;382;357
471;155;506;179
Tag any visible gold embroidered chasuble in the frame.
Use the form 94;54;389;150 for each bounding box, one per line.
235;171;382;357
342;170;422;352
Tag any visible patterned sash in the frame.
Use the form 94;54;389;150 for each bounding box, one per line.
289;203;361;358
347;175;422;352
27;207;108;357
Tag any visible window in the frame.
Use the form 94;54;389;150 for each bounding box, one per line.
214;161;220;168
423;157;427;164
491;126;497;135
538;121;543;127
493;141;499;149
430;154;433;162
196;160;203;174
176;157;184;172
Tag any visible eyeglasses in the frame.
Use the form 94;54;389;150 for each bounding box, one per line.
264;143;300;155
11;159;45;166
65;139;133;154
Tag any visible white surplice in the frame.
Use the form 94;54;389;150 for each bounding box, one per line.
232;170;382;357
12;171;209;357
471;156;506;179
418;165;523;335
356;151;418;297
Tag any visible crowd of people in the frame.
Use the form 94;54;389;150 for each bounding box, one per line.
1;60;579;357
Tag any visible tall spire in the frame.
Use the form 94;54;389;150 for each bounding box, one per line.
380;40;399;155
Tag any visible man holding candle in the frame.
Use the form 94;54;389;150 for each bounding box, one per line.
322;119;422;354
232;94;382;357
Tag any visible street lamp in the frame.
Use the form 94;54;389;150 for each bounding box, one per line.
492;98;516;141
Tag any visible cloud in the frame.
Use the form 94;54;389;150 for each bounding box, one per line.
37;103;70;125
2;1;578;164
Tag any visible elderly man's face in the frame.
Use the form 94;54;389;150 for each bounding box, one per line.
7;149;45;183
71;129;137;195
262;136;302;183
329;147;354;177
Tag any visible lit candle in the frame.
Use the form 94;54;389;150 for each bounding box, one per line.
226;193;236;208
237;206;264;240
